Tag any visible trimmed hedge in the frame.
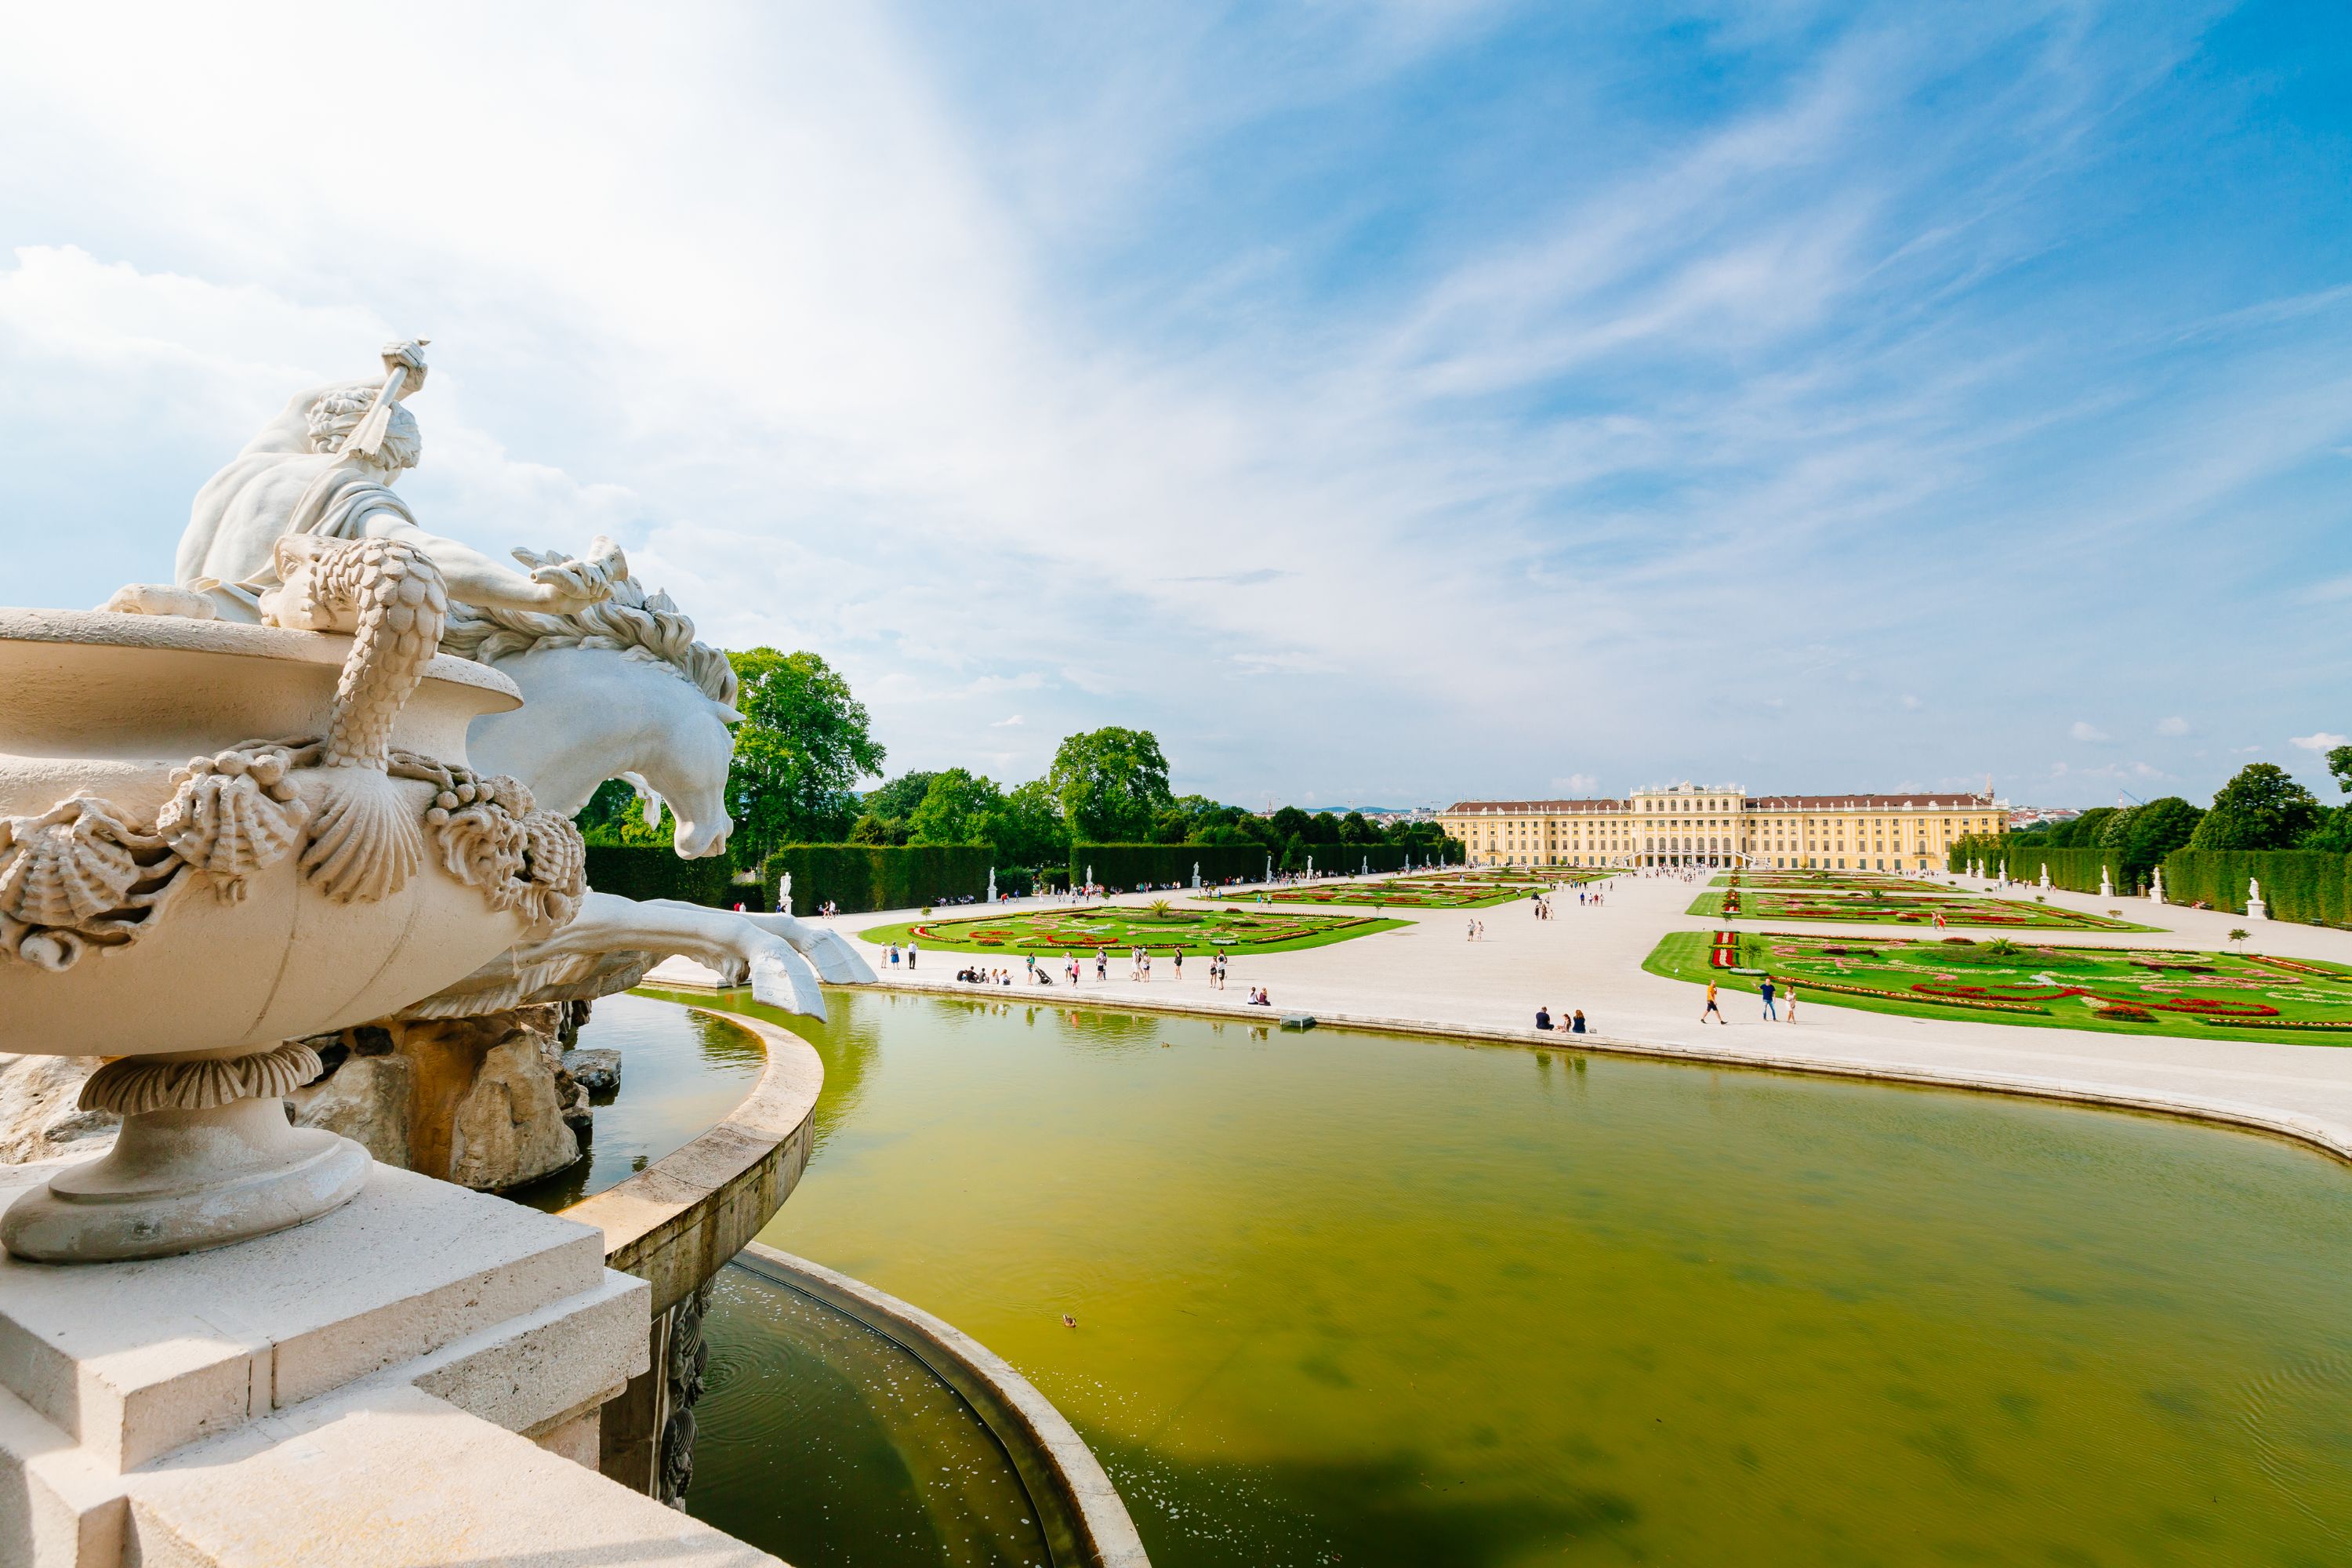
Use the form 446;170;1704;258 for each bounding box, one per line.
2159;849;2352;924
1070;844;1265;891
1947;837;2126;895
760;844;1000;915
1069;842;1436;889
583;845;753;908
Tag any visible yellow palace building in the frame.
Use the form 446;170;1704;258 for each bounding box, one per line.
1438;783;2005;873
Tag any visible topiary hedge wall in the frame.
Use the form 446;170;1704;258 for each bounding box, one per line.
2159;849;2352;924
1069;844;1265;890
583;845;753;908
760;844;1000;915
1946;836;2128;894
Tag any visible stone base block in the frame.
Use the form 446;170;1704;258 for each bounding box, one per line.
0;1155;766;1567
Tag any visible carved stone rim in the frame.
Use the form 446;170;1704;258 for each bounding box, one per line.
80;1041;325;1116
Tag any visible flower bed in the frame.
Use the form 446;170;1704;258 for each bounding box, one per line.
1660;931;2352;1038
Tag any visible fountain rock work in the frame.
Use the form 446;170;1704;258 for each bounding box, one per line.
0;341;808;1566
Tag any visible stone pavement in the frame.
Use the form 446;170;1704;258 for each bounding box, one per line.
805;873;2352;1163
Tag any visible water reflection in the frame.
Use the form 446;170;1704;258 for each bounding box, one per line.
505;992;764;1212
697;986;2352;1567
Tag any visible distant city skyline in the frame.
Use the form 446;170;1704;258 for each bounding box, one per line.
2;5;2346;811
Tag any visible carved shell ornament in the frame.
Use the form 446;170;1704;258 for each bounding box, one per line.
0;536;586;972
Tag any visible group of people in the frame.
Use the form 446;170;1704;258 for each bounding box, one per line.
1698;977;1798;1023
884;941;919;970
1532;1006;1589;1033
957;966;1018;986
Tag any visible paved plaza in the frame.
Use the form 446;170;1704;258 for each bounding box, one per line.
803;872;2352;1162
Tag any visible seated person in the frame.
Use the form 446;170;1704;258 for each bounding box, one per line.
1535;1006;1552;1031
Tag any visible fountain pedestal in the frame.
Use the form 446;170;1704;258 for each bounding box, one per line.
0;1158;775;1566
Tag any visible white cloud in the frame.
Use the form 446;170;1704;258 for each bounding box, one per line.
0;5;2339;808
2155;716;2190;736
1900;694;1922;710
991;714;1025;728
1551;773;1599;794
2290;731;2349;752
2070;721;2111;743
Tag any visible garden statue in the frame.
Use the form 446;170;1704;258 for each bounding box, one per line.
1192;862;1201;889
1265;854;1272;883
114;340;622;626
987;866;996;902
2099;866;2113;898
1362;855;1370;877
1;539;588;1259
2039;864;2051;889
9;338;874;1212
2151;866;2165;904
2247;878;2267;920
779;869;793;914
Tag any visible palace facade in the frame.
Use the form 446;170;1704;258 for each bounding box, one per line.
1438;783;2005;872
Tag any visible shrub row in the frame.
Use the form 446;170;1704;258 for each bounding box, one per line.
758;844;1004;915
1946;841;2125;896
583;845;754;909
2159;849;2352;924
1068;844;1269;890
1944;837;2352;925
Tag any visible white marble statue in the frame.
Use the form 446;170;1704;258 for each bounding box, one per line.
109;341;620;626
1191;862;1201;889
2150;866;2165;904
442;570;742;859
987;866;996;902
2099;866;2113;898
779;870;793;915
1;539;588;1259
2247;877;2268;920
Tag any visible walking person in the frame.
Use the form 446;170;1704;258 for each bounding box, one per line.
1784;982;1798;1023
1173;950;1183;982
1700;979;1724;1024
906;941;918;972
1760;976;1777;1022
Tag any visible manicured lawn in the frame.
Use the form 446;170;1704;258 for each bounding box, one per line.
1687;885;2156;931
1643;929;2352;1040
864;906;1406;956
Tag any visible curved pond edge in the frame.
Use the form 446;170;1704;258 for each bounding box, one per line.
733;1241;1151;1568
565;1005;822;1496
861;975;2352;1168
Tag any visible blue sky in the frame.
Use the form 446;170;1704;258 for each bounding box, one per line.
2;2;2347;811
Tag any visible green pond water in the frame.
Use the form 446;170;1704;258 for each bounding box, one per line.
506;993;766;1212
655;988;2352;1566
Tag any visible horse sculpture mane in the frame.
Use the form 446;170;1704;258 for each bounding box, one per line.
441;573;737;706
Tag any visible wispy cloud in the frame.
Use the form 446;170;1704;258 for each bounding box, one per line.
2291;731;2347;752
0;3;2339;808
991;713;1025;728
2156;716;2190;735
2071;720;2111;744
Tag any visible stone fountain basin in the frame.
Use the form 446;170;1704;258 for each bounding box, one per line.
0;608;537;1058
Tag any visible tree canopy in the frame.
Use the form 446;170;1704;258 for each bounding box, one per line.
725;648;886;864
2190;763;2323;851
1047;727;1174;841
906;768;1006;846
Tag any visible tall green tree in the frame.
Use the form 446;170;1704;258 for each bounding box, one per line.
2118;797;2203;874
862;771;939;825
906;768;1007;846
2296;746;2352;850
993;779;1072;866
726;648;886;864
1048;727;1173;841
2190;763;2323;850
